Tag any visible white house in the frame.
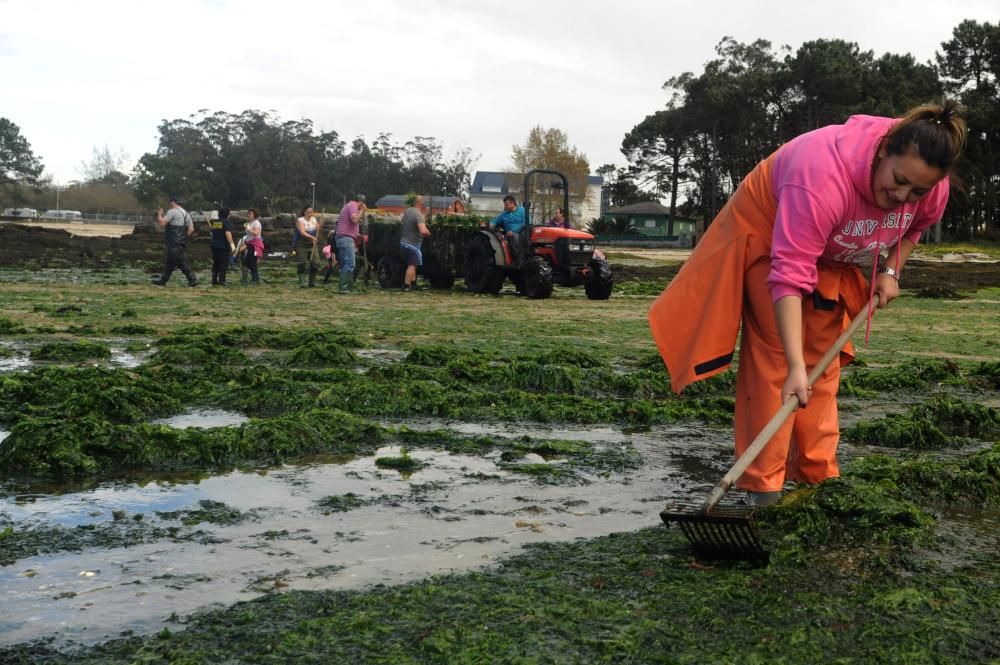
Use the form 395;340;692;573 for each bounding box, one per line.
469;171;604;226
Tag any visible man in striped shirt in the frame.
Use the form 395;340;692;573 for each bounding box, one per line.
334;194;367;292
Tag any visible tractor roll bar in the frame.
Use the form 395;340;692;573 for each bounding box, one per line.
522;169;569;233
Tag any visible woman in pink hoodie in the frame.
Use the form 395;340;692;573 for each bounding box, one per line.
649;101;967;505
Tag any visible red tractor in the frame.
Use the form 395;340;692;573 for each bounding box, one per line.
462;169;613;299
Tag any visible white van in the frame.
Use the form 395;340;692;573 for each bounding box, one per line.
41;210;83;220
1;208;39;218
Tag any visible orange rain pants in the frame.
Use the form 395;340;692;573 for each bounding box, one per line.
649;153;868;491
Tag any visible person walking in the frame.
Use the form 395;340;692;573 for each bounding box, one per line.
209;207;236;286
648;101;966;506
295;206;323;288
400;194;431;291
153;196;197;287
334;194;366;293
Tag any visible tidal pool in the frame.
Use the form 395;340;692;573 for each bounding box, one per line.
150;409;250;429
0;423;732;646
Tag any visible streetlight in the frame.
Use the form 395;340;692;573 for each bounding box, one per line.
310;182;316;209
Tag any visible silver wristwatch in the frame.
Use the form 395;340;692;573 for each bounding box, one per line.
877;265;899;280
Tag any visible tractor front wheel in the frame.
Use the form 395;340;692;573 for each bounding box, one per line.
522;256;553;299
584;257;613;300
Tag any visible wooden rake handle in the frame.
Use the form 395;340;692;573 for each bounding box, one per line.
700;295;879;513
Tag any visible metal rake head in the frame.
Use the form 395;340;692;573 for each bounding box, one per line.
660;504;769;562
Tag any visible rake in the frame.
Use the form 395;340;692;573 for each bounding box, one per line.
661;295;878;561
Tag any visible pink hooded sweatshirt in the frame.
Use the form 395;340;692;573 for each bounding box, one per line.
767;115;949;302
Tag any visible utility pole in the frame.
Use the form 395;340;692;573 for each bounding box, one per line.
310;182;316;209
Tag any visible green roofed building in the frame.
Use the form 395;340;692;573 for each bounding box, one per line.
605;202;698;244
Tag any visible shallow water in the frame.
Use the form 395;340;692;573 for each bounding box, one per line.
0;342;32;373
150;409;249;429
0;423;731;646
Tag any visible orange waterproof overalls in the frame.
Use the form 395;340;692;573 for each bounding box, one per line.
649;152;869;492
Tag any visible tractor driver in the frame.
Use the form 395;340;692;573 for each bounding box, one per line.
490;195;525;238
490;195;526;261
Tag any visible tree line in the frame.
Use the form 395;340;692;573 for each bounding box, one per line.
0;111;479;215
612;19;999;240
130;110;478;213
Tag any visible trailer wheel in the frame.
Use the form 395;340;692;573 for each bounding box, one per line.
584;257;613;300
463;234;504;294
522;256;553;299
377;256;405;288
427;273;455;290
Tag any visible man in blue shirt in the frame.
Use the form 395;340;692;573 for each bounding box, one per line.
490;195;525;239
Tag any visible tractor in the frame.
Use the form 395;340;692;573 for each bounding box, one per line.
463;169;613;299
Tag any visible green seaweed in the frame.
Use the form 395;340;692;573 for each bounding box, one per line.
844;395;1000;449
375;447;424;472
30;339;111;361
110;323;155;335
848;444;1000;507
284;340;355;366
759;479;935;570
971;361;1000;390
155;499;255;526
840;357;962;393
0;316;28;334
315;493;374;513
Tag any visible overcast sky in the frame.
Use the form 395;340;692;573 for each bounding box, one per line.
2;0;995;184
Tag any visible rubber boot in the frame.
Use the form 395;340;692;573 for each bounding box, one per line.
241;266;249;285
308;268;317;288
338;272;352;293
297;265;307;288
745;491;782;507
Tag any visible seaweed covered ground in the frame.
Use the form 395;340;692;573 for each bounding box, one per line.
1;263;999;663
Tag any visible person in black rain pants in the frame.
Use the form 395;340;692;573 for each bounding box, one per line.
152;195;198;287
209;207;236;286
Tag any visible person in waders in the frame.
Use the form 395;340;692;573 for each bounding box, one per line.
153;196;198;286
209;207;236;286
649;100;966;506
295;206;323;288
334;194;367;293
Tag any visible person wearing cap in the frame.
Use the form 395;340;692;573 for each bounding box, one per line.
152;196;197;287
209;207;236;286
334;194;367;293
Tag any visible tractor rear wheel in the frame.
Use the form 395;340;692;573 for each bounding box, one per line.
584;257;613;300
522;256;553;299
377;256;405;289
463;234;504;294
